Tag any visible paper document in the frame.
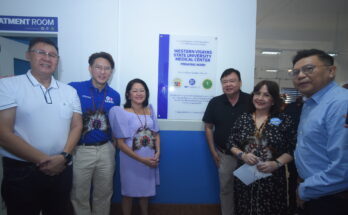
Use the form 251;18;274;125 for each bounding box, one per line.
233;163;272;185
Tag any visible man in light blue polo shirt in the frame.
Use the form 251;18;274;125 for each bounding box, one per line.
69;52;120;215
290;49;348;215
0;37;83;215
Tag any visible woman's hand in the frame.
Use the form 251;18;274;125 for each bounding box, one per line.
257;161;278;173
154;151;160;162
141;157;159;168
242;153;259;165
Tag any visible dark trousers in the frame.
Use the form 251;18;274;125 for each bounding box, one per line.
1;157;73;215
301;191;348;215
287;161;299;214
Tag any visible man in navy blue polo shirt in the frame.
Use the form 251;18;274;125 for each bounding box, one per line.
69;52;120;215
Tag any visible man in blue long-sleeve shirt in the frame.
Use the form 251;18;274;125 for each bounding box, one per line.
290;49;348;215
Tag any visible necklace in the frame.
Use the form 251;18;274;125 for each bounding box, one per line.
132;106;147;129
253;112;268;138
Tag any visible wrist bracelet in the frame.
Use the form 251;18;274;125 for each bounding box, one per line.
237;152;244;160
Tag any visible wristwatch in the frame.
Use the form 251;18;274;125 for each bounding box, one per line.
237;151;244;160
275;159;283;168
60;152;73;166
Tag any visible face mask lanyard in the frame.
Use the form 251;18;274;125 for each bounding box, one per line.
91;88;107;112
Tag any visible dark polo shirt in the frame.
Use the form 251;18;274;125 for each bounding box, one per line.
202;91;251;153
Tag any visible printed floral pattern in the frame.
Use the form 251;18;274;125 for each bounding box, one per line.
227;112;296;215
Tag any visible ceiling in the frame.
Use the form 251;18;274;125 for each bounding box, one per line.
255;0;348;88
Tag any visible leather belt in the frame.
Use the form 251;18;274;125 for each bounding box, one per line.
217;146;231;155
79;140;108;146
331;190;348;200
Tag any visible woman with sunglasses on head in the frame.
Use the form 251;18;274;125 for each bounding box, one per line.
109;78;160;215
227;80;296;215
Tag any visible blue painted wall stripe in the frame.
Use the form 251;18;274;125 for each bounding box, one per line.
157;34;170;119
112;130;220;204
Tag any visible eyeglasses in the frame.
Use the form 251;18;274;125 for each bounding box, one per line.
289;64;330;77
93;65;112;72
30;49;59;59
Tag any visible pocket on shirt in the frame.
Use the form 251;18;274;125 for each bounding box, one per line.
60;101;73;119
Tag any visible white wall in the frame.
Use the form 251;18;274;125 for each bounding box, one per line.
118;0;256;100
56;0;119;85
118;0;256;130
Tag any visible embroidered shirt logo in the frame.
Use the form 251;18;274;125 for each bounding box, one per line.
105;96;114;104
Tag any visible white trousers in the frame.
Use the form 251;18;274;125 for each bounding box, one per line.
217;150;237;215
71;142;115;215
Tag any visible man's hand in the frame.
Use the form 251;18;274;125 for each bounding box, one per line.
38;155;66;176
212;151;221;167
296;186;305;209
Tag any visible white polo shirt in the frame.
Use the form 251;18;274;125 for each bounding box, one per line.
0;71;82;161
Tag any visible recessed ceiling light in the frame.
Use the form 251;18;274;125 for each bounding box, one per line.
328;53;337;57
261;51;281;55
266;69;278;72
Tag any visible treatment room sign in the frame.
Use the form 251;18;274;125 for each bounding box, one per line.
157;34;217;120
0;15;58;32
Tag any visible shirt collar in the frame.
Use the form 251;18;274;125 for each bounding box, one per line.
223;90;242;105
88;79;109;92
305;81;336;104
26;70;59;89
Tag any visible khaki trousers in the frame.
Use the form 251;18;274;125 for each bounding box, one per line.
217;150;237;215
71;142;115;215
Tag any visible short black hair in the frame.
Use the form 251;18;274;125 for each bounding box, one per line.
88;52;115;69
250;80;281;115
124;78;150;108
220;68;241;81
28;37;58;53
292;49;334;66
